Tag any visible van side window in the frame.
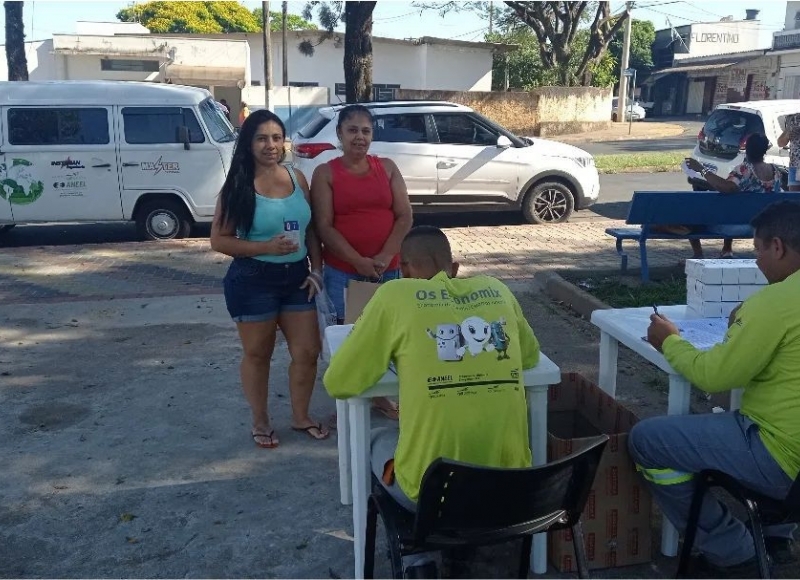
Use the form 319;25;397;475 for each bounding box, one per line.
122;107;205;144
8;108;110;145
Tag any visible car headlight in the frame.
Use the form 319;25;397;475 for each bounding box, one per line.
574;156;595;168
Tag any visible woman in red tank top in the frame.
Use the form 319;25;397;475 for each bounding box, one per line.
311;104;413;419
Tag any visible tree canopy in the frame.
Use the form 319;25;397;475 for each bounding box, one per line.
116;1;316;34
421;1;628;86
609;19;655;82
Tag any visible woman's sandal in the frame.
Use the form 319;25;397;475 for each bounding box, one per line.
252;429;279;449
291;423;330;440
372;401;400;421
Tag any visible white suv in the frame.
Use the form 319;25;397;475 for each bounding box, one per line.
689;100;800;190
291;101;600;224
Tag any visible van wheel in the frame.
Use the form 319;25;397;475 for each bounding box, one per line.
136;200;192;241
522;182;575;224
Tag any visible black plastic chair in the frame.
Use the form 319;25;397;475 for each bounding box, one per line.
364;435;609;579
677;469;800;579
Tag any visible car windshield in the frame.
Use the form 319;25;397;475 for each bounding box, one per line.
200;98;236;143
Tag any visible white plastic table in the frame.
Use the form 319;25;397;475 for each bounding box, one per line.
590;305;740;558
325;324;562;579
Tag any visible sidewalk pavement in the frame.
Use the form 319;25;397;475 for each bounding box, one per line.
0;220;754;305
0;221;758;578
558;121;686;144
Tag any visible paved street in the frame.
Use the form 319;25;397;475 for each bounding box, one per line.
578;119;702;156
0;171;748;306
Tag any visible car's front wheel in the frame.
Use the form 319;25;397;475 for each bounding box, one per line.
522;181;575;225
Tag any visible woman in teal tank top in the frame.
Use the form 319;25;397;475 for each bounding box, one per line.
210;110;329;448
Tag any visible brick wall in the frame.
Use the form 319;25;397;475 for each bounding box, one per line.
395;87;612;137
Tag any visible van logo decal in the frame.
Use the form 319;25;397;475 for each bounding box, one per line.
51;157;85;170
141;157;180;175
0;158;44;205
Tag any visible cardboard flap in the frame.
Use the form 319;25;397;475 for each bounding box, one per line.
344;280;381;324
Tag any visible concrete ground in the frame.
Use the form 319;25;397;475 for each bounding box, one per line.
0;192;789;578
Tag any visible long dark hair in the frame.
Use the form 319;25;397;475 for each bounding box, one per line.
219;109;287;236
336;104;373;134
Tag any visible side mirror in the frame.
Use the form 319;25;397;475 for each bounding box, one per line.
497;135;513;148
177;126;191;150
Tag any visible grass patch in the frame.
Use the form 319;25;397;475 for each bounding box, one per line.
595;150;691;174
572;274;687;309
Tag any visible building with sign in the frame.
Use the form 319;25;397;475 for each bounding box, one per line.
643;10;776;116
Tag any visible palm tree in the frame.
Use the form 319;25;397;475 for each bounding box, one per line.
4;1;29;81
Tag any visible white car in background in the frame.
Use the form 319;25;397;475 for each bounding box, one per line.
291;101;600;224
611;97;646;122
689;100;800;190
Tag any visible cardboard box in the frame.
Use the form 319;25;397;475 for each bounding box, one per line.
547;373;652;572
343;280;381;324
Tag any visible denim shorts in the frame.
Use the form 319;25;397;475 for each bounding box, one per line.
223;257;315;322
323;265;401;323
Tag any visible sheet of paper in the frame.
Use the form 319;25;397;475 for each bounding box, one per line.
681;160;703;180
677;318;728;350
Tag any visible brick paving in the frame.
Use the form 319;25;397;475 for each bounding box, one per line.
0;219;754;305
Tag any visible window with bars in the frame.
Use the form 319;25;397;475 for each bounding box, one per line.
101;59;160;72
334;83;401;101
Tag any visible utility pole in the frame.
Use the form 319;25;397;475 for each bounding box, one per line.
488;1;493;34
261;1;272;109
616;1;633;123
282;1;289;86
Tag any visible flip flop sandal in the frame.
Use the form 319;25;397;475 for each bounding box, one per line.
291;423;330;441
372;403;399;421
252;430;278;449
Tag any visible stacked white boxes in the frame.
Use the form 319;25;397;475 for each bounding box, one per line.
685;259;767;318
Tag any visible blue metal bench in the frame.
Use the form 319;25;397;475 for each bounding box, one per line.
606;191;800;282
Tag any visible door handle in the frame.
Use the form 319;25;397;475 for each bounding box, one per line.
92;163;111;168
437;161;457;169
122;162;139;167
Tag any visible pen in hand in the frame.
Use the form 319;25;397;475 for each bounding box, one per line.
652;304;660;317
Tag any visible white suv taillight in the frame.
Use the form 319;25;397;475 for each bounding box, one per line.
294;143;336;159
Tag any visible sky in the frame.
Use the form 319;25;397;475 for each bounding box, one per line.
0;0;790;47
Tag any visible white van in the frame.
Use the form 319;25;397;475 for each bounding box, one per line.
0;81;236;239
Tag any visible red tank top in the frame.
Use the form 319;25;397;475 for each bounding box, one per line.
323;155;399;274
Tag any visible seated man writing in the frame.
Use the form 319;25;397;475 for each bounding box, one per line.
324;225;540;511
631;200;800;576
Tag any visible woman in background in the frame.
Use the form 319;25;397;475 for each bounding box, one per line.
311;104;413;420
211;110;329;448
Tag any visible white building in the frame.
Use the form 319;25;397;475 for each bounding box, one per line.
0;22;511;131
771;1;800;98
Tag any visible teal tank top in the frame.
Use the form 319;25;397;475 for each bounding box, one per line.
240;167;311;263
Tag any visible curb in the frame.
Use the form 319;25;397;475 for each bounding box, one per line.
533;270;611;319
558;124;686;144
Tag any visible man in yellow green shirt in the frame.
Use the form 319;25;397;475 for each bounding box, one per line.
323;226;540;510
632;200;800;575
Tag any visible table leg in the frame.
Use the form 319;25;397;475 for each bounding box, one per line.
348;398;371;580
729;388;743;411
598;332;619;398
527;384;549;575
337;398;352;505
661;374;692;558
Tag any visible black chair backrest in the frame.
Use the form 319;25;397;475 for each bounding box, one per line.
412;435;609;546
783;472;800;522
